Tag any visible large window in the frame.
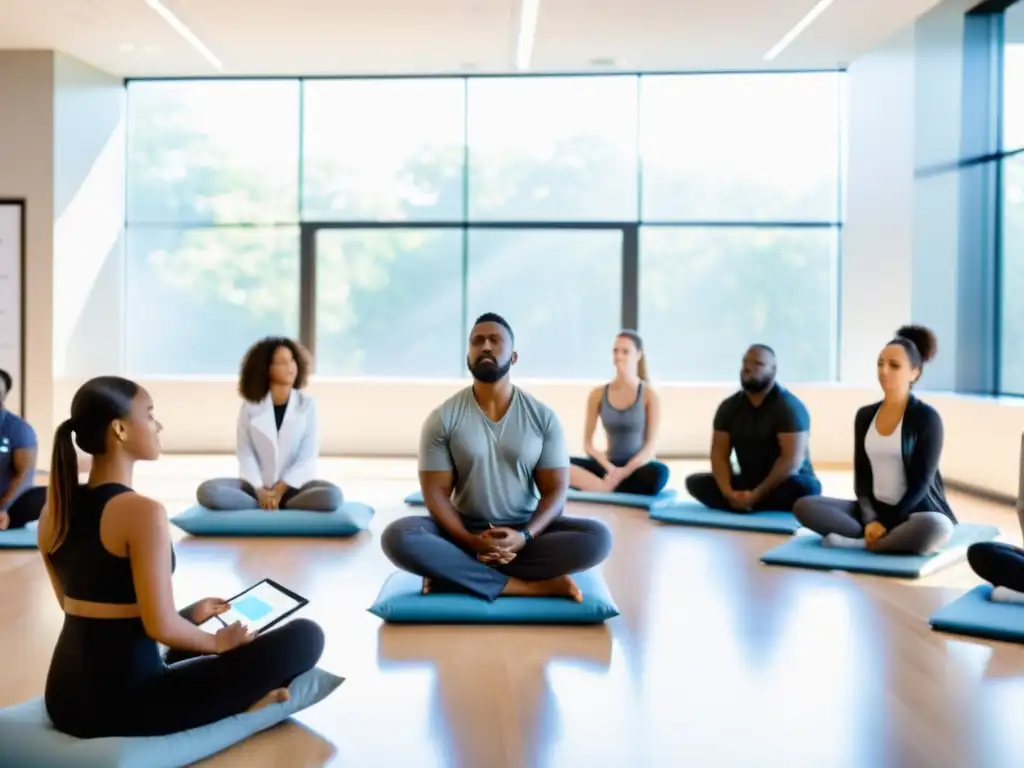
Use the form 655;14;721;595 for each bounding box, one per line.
313;228;464;377
467;77;639;221
998;1;1024;393
639;73;841;223
466;229;624;379
124;72;844;381
301;79;465;222
125;226;300;376
1004;2;1024;152
639;227;837;382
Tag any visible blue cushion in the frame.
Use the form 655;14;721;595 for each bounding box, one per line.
929;585;1024;642
404;488;677;510
566;488;677;508
649;501;800;534
0;666;344;768
760;523;1000;578
170;503;374;537
368;569;619;624
0;524;38;549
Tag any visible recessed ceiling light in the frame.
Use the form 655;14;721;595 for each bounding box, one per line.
142;0;222;70
589;57;617;67
516;0;540;71
118;43;136;52
763;0;838;61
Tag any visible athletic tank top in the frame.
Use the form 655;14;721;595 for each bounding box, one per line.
47;484;176;605
600;382;647;466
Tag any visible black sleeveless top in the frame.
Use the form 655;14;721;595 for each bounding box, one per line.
47;484;177;605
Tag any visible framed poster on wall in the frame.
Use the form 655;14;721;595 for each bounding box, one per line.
0;200;25;416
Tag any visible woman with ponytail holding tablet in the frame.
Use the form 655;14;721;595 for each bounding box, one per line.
568;330;670;496
793;326;957;555
36;376;325;738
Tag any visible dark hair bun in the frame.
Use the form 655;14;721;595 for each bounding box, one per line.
896;325;937;363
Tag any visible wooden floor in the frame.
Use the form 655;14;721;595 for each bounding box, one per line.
3;457;1024;768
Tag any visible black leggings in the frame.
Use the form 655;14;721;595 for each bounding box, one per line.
3;485;46;528
967;542;1024;592
569;456;670;496
685;471;821;512
45;614;325;738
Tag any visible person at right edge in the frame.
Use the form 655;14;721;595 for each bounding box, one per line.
794;325;957;554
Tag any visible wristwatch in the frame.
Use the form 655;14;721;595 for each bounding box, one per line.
522;528;534;544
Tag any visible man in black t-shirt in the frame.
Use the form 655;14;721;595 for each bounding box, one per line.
685;345;821;512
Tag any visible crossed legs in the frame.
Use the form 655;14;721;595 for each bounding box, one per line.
966;542;1024;603
380;515;613;602
569;457;670;496
684;471;821;512
197;478;343;511
0;486;46;529
793;496;955;555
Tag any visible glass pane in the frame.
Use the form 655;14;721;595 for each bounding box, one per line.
466;229;622;379
1000;153;1024;392
125;227;300;375
467;77;639;221
638;227;838;382
126;81;300;225
314;229;464;377
1005;2;1024;151
639;73;842;222
302;79;466;222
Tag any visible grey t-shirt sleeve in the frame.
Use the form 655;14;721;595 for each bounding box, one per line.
536;410;570;469
418;409;454;473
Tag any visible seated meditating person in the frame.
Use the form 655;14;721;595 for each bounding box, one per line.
38;376;324;738
569;330;669;496
685;344;821;512
793;326;956;554
381;312;613;602
197;337;342;512
0;367;45;530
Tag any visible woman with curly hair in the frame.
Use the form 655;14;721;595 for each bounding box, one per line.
197;337;342;512
793;325;957;555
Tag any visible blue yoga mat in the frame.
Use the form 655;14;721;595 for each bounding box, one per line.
760;523;999;578
929;585;1024;642
0;524;38;550
404;488;676;510
649;501;800;534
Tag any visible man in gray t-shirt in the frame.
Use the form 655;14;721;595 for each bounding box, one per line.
381;313;612;602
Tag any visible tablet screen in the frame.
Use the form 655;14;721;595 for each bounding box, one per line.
197;579;306;635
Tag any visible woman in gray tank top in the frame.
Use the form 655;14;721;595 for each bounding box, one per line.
569;331;670;496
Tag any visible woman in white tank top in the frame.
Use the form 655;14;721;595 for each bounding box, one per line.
792;325;956;555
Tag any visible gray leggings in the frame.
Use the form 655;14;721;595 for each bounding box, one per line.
196;478;343;512
792;496;955;555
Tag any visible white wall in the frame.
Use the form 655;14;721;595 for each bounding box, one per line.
840;26;916;386
0;51;125;461
0;52;54;445
52;53;126;384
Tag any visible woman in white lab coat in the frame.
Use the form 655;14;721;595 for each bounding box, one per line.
197;338;343;512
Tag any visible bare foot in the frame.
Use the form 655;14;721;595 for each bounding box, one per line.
501;575;583;602
247;687;290;713
422;577;432;595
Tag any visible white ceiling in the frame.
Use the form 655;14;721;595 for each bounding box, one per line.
0;0;945;78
